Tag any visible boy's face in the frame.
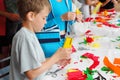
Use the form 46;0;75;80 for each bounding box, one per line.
33;7;49;32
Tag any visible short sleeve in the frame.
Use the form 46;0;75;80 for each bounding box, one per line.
18;37;42;74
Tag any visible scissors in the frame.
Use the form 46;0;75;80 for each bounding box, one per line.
94;71;106;80
46;68;62;78
78;47;90;51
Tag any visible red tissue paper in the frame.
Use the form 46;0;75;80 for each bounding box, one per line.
81;53;100;70
67;69;87;80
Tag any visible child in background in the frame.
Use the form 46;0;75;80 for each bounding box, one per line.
9;0;72;80
78;0;98;19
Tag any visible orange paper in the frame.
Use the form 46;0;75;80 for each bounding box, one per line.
114;58;120;64
104;10;108;16
97;24;102;27
103;56;120;76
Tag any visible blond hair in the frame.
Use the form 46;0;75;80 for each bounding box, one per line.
17;0;51;20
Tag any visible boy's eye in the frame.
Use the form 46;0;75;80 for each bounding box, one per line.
43;17;46;20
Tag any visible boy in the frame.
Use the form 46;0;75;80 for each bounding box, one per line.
9;0;72;80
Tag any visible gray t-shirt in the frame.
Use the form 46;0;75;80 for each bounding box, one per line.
9;27;46;80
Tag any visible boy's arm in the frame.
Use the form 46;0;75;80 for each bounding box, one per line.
25;48;71;80
25;55;59;80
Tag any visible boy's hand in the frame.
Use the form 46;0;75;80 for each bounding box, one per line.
54;48;72;61
57;59;71;68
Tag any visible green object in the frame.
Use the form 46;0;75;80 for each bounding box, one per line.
117;23;120;26
118;36;120;38
86;74;93;80
80;56;87;59
79;39;87;45
93;21;96;24
84;68;97;80
111;40;116;42
116;36;120;41
79;42;85;44
115;47;120;49
116;38;120;41
101;66;113;73
111;36;120;42
84;39;87;44
101;66;110;71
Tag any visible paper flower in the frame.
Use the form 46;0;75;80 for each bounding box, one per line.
81;53;100;70
79;36;94;45
86;37;94;43
67;69;86;80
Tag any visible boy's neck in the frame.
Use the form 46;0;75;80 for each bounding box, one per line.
22;21;34;33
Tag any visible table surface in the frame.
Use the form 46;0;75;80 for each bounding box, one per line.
42;12;120;80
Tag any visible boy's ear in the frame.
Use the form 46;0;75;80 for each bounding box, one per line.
26;12;35;21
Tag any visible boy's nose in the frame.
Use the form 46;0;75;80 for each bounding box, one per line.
44;20;47;24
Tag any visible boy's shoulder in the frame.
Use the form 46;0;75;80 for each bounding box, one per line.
13;27;34;40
